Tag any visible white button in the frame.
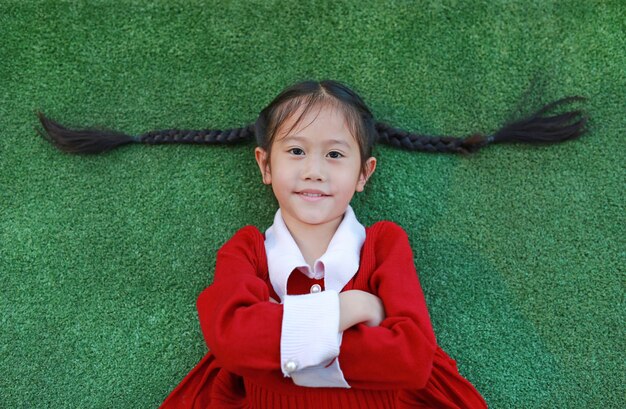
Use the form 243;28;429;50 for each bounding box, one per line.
310;284;322;294
283;360;298;373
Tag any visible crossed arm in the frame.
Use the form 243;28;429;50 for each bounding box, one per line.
198;223;436;390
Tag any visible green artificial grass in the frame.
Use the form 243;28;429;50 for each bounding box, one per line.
1;1;624;407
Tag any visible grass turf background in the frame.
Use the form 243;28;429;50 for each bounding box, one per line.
1;0;624;407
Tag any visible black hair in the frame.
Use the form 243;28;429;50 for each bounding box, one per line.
37;80;587;158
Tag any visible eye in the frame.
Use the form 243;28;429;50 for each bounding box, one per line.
327;151;344;159
288;148;305;156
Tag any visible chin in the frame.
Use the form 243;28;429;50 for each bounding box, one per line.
299;214;341;227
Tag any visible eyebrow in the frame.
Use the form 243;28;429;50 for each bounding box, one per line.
280;135;351;148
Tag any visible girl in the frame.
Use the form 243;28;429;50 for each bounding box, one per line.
38;80;586;408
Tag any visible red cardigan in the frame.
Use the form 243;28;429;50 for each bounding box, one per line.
161;221;487;408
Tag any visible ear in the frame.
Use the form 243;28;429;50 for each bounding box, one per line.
254;147;272;185
356;157;377;192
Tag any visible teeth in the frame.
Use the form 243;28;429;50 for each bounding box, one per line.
301;193;322;197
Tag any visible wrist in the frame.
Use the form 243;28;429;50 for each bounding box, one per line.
339;290;375;331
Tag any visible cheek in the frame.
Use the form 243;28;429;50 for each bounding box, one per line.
270;168;292;192
337;172;361;193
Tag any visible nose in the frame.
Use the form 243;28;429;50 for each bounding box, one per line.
301;155;326;181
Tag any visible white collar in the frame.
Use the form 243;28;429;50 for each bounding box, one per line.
264;206;365;302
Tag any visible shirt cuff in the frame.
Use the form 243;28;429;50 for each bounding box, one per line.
280;290;341;378
291;342;350;388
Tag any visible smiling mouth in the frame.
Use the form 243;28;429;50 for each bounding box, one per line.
296;191;329;200
300;192;326;197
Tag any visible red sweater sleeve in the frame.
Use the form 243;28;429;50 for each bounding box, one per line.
339;222;437;390
196;226;283;380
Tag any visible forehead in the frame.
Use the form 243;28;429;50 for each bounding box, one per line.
274;102;357;146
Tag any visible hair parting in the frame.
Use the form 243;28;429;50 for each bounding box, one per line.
36;80;588;158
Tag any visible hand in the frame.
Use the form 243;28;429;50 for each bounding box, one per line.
362;292;385;327
339;290;386;331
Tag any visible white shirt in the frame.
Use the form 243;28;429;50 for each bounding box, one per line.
264;206;365;388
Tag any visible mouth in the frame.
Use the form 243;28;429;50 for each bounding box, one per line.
296;190;330;201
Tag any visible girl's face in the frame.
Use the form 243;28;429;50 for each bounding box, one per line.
255;103;376;235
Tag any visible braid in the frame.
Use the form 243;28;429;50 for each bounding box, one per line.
138;125;255;145
37;112;254;154
375;122;488;154
375;96;587;155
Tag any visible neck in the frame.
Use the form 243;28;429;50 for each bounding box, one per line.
283;216;344;267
